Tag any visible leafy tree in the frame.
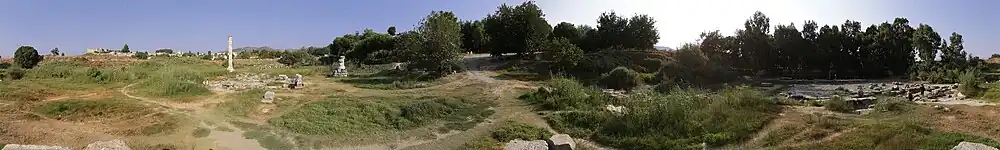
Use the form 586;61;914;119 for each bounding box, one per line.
182;51;195;57
911;24;941;63
155;49;174;54
121;44;130;53
595;12;659;50
387;26;397;36
541;38;584;73
50;48;60;56
577;25;600;52
485;1;550;56
394;31;423;63
133;52;149;59
13;46;43;69
460;20;489;53
408;11;465;76
351;29;395;64
329;34;360;56
736;11;774;73
277;51;316;66
551;22;581;42
941;32;968;68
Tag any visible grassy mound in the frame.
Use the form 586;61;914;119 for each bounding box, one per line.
268;96;494;135
461;121;552;150
34;98;148;121
339;70;447;90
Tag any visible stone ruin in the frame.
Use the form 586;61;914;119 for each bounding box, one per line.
330;56;348;77
2;139;130;150
204;73;294;91
262;91;275;103
502;134;576;150
780;82;967;110
952;141;998;150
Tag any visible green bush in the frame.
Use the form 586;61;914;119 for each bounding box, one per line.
871;97;912;114
14;46;44;69
7;67;26;80
34;98;145;121
594;86;779;149
547;111;608;137
133;52;149;59
459;137;500;150
491;121;552;142
269;97;493;135
518;78;609;111
600;67;644;91
823;97;854;113
958;69;984;97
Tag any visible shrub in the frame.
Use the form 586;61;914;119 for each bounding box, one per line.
600;67;644;91
547;111;608;137
133;52;149;59
519;78;608;111
594;86;779;149
460;137;500;150
277;51;317;66
0;62;10;69
872;97;912;113
7;67;26;80
14;46;44;69
958;69;984;97
541;38;584;73
824;97;854;113
491;121;552;142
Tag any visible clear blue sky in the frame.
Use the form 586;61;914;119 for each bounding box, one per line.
2;0;997;57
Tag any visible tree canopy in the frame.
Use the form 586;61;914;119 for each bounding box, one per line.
14;46;43;69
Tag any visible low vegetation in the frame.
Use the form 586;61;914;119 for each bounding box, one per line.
268;96;494;135
34;98;147;121
339;70;445;90
460;121;552;150
522;77;780;149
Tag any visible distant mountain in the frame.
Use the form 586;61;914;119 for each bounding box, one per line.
654;46;673;51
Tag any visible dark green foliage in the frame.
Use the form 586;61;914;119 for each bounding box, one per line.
460;20;489;53
330;34;359;56
121;44;130;53
824;97;853;113
350;29;396;64
277;51;317;66
154;49;174;54
600;67;643;91
132;52;149;59
484;1;551;56
406;11;465;77
50;48;60;56
14;46;44;69
595;12;659;50
6;67;26;80
958;68;985;97
491;121;552;141
387;26;397;36
541;38;584;73
654;43;736;87
551;22;582;43
518;78;609;110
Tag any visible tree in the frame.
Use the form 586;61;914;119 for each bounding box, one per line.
329;34;359;56
13;46;43;69
408;11;465;76
541;38;583;73
277;51;316;66
941;32;968;68
485;1;550;56
121;44;130;53
911;24;941;63
350;29;395;64
595;12;659;50
551;22;581;42
50;48;60;56
737;11;774;73
460;20;489;53
388;26;397;36
133;52;149;59
155;49;174;54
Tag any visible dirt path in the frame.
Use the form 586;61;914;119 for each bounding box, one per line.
120;82;268;150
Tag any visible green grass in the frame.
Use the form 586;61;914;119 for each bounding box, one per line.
980;83;1000;102
268;96;494;136
459;136;501;150
340;70;446;90
34;98;147;121
193;127;211;138
218;89;267;117
491;121;553;141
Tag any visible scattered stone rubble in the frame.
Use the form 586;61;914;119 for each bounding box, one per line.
781;82;965;103
1;144;70;150
503;134;576;150
504;139;549;150
952;141;998;150
549;134;575;150
203;73;292;91
83;139;131;150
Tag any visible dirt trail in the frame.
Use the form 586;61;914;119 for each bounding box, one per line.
120;82;267;150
